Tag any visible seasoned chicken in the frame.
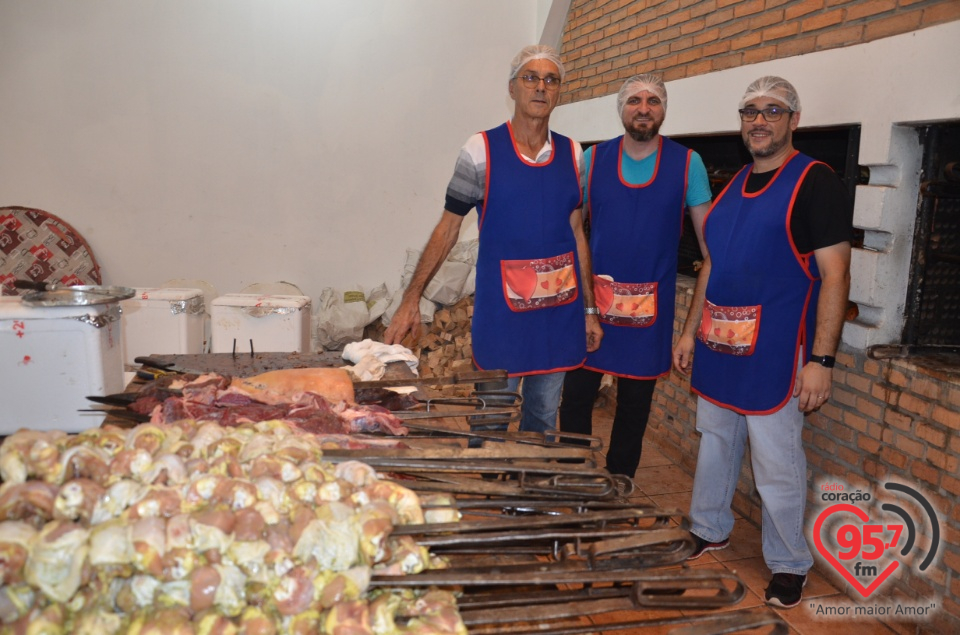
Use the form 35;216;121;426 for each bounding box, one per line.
0;418;465;634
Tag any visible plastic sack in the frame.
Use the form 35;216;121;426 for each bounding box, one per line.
420;238;478;306
381;248;437;327
316;285;389;351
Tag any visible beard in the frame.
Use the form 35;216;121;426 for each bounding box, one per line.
744;128;789;158
625;118;662;142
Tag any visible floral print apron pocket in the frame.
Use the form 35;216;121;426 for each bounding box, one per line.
594;275;657;327
501;252;578;312
697;299;761;356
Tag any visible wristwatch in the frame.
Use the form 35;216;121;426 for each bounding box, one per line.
810;354;836;368
584;307;600;315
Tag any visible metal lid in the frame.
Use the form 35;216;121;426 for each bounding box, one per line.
21;285;136;307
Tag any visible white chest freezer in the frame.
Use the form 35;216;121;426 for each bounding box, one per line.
0;296;124;432
211;294;311;353
120;287;206;364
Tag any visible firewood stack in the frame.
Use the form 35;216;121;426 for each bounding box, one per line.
366;295;475;392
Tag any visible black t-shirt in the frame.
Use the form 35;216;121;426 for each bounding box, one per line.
745;163;854;254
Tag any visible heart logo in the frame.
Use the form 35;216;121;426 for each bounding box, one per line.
699;305;712;339
813;504;900;598
593;276;613;315
503;265;538;302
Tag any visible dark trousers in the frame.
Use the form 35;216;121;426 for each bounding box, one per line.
559;367;656;477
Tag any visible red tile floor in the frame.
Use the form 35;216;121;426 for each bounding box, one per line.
589;398;925;635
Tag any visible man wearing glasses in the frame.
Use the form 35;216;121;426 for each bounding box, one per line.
673;76;852;608
386;45;602;439
559;75;711;481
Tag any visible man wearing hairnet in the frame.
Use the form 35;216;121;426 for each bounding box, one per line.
385;45;602;439
673;76;853;608
559;75;711;482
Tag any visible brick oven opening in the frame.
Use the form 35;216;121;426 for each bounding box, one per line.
902;122;960;350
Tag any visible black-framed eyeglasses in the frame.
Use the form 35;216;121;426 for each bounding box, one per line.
517;74;561;90
738;107;793;122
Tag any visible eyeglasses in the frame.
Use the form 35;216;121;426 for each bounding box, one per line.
517;74;561;90
738;107;793;122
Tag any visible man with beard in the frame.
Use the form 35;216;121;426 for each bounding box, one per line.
559;74;711;480
673;76;852;608
385;45;602;440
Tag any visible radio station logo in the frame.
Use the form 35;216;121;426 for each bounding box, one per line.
813;480;941;600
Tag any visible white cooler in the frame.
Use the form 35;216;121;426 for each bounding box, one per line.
0;296;124;433
120;287;206;365
211;294;311;353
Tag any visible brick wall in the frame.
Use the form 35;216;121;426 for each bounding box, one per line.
651;276;960;633
559;0;960;104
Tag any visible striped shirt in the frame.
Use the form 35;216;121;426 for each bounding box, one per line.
444;130;585;216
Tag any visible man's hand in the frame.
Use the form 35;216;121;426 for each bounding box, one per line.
586;314;603;352
383;297;421;345
794;362;833;412
672;333;696;376
384;210;464;346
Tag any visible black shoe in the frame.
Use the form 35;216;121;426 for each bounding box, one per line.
687;534;730;560
765;573;807;608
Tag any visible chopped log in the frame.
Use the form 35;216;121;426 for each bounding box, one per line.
366;295;475;393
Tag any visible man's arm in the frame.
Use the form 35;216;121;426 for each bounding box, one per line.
672;202;711;375
570;207;602;353
793;240;851;412
383;210;465;345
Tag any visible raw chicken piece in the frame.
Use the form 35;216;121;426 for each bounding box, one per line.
0;481;59;526
88;518;134;567
0;521;36;584
401;590;468;635
0;583;36;625
419;494;461;525
55;444;111;485
24;520;90;603
53;478;105;523
0;429;66;485
323;599;372;635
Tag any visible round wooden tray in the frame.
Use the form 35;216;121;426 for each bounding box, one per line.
0;206;101;295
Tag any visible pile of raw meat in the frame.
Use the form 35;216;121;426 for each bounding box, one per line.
130;370;410;436
0;418;464;634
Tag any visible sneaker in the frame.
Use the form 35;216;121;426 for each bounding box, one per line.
687;534;730;560
765;573;807;608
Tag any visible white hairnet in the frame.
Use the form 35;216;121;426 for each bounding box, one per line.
617;74;667;115
739;76;801;112
509;44;565;82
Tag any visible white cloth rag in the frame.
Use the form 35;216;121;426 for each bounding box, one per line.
343;355;386;381
342;339;419;376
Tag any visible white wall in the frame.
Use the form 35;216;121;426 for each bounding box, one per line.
554;21;960;348
0;0;542;300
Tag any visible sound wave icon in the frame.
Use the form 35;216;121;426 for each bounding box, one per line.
881;482;940;572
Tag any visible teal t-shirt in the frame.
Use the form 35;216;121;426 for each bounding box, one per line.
582;141;711;210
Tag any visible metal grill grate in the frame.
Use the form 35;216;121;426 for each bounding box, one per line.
905;124;960;347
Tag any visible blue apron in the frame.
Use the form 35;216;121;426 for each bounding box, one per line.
585;136;689;378
692;151;822;414
472;122;585;376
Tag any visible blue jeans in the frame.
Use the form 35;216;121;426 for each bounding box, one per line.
470;372;565;445
689;395;813;575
